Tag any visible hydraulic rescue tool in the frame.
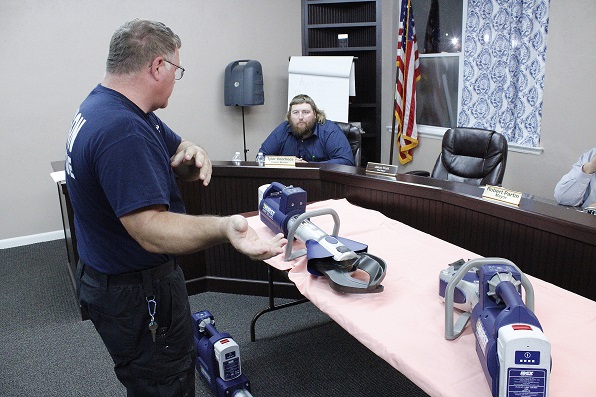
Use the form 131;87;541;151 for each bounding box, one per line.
193;311;254;397
440;258;551;397
258;182;386;293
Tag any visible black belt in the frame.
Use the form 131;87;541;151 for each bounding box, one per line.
82;259;177;286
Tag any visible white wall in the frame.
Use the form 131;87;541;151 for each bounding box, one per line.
1;0;594;242
381;0;596;203
0;0;301;241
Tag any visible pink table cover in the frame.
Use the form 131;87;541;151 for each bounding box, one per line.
247;198;596;396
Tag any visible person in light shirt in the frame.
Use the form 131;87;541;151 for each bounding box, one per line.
554;147;596;208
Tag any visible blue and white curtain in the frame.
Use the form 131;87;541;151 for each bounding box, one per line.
459;0;550;147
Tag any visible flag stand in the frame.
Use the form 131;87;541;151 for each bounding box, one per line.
389;50;402;165
389;101;397;166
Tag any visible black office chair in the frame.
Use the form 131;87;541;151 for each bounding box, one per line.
408;127;508;186
333;121;364;166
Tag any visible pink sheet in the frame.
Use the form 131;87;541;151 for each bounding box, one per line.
247;199;596;396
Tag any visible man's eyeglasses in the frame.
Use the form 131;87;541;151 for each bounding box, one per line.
164;60;185;80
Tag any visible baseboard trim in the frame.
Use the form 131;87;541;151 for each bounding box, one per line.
0;230;64;249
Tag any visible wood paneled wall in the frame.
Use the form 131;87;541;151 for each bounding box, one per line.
57;162;595;302
177;163;595;300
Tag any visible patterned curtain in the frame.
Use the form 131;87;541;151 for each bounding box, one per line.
459;0;550;147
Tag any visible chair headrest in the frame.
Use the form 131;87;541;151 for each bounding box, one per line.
333;121;362;135
331;121;363;166
439;127;508;182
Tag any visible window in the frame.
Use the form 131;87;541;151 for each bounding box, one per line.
414;0;464;129
412;0;549;151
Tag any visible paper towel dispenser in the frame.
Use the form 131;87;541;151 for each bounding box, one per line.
224;60;264;106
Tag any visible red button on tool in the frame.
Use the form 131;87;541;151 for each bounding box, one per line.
512;324;532;331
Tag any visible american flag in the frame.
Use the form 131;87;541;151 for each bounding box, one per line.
394;0;420;164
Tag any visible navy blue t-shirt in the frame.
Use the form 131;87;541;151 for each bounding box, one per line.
65;84;184;274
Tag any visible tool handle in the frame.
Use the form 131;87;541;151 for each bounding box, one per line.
284;208;340;261
444;257;535;340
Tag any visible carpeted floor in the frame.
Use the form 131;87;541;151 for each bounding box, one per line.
0;240;429;397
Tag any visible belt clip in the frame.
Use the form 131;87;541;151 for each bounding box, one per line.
146;295;157;319
141;268;154;297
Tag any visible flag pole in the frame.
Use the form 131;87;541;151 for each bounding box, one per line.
389;52;402;166
389;1;403;166
389;80;397;165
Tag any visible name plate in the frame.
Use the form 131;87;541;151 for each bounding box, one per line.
365;162;399;177
264;156;296;167
482;185;522;206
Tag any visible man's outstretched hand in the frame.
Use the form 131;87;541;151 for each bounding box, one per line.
226;215;287;261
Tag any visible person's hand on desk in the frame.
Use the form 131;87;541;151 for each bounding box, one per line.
226;215;287;260
295;157;309;164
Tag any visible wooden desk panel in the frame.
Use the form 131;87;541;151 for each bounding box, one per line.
55;161;596;301
178;162;595;301
325;170;595;300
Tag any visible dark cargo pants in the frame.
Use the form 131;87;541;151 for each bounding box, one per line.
77;261;196;397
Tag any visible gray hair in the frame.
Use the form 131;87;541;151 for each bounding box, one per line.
106;19;181;75
286;94;326;124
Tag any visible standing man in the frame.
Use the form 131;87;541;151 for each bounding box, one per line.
65;19;286;396
554;147;596;208
258;94;355;165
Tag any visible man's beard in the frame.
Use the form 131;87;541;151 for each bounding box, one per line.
290;118;316;139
